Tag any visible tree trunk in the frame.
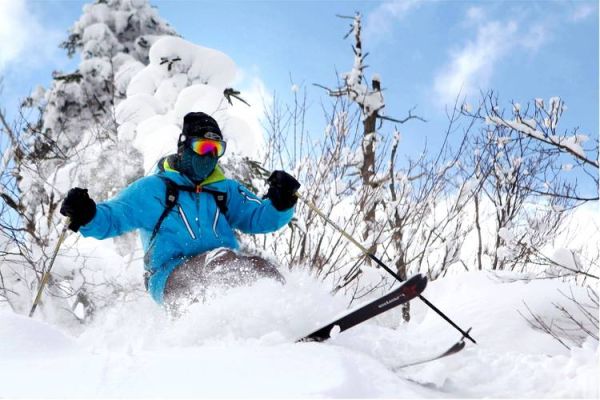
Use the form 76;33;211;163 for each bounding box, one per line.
361;112;378;258
474;194;483;270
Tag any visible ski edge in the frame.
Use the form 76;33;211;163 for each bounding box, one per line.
392;328;472;370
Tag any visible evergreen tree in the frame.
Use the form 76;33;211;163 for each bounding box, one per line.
2;0;263;320
3;0;177;319
19;0;177;239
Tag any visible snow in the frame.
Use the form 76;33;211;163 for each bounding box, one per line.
488;115;588;158
150;37;236;88
498;226;515;242
496;245;513;260
116;35;263;172
4;3;598;399
0;311;77;358
549;248;581;272
81;22;120;56
1;270;596;398
535;98;544;108
336;14;385;118
114;54;145;95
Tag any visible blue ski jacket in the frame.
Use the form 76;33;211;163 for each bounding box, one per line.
79;157;294;304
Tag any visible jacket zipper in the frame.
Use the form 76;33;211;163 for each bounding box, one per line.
212;208;220;237
194;184;220;239
196;184;201;233
178;205;196;239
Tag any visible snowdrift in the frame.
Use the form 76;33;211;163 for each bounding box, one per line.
1;270;597;398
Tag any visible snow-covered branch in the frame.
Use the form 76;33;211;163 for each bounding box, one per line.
460;91;598;205
487;112;598;169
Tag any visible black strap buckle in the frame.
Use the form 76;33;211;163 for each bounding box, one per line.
143;270;153;291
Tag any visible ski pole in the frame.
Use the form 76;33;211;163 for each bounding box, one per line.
29;219;70;318
297;194;477;344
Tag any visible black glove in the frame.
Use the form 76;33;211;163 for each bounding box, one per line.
265;171;301;211
60;188;96;232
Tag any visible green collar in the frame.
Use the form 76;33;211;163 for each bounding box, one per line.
162;155;226;185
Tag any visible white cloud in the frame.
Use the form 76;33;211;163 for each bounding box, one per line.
364;0;422;43
0;1;29;69
569;3;596;22
433;12;550;107
433;20;517;106
521;23;548;50
465;6;486;25
0;0;61;72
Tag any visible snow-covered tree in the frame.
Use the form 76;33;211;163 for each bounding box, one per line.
21;0;177;233
459;91;598;273
316;13;424;263
254;14;476;325
0;0;178;319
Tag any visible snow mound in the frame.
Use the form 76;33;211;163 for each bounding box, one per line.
0;271;597;398
0;311;77;358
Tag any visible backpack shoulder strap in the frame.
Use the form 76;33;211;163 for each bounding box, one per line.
144;176;180;271
149;176;180;244
202;187;228;215
148;178;229;247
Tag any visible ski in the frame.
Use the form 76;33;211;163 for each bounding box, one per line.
298;273;428;342
392;329;471;370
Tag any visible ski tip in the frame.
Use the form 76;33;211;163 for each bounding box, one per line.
296;333;327;343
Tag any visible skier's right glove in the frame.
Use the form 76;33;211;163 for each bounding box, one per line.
265;170;301;211
60;188;96;232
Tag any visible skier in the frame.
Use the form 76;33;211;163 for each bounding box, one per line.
59;112;300;309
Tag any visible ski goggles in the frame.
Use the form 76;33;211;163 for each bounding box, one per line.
189;138;227;157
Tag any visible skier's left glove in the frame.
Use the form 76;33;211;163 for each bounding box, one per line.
60;188;97;232
265;170;301;211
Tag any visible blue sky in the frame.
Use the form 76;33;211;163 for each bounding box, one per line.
1;0;598;161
